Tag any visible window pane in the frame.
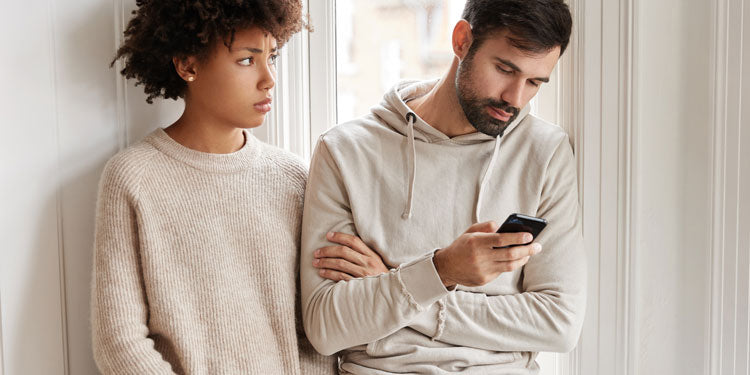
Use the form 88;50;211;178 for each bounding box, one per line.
335;0;466;122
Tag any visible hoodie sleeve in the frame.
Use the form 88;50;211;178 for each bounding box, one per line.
300;138;449;356
408;138;587;353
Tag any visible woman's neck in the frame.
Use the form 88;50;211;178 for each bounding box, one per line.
164;104;246;154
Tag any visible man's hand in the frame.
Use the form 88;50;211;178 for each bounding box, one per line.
313;232;389;281
433;221;542;288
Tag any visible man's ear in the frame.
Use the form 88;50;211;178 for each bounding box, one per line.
452;20;474;61
172;56;199;82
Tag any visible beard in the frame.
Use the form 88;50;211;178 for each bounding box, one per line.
455;53;520;137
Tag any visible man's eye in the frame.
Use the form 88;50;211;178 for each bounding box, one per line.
269;54;279;65
238;57;254;66
496;65;513;74
529;80;540;87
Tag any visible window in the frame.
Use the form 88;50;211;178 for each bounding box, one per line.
307;0;562;147
335;0;464;122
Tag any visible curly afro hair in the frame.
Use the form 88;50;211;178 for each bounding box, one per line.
113;0;310;103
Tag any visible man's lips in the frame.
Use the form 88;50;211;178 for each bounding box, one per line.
487;106;513;122
254;98;272;113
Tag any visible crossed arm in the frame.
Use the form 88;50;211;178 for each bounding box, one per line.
301;138;586;355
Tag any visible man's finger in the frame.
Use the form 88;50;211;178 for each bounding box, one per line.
497;256;531;273
313;257;365;278
492;232;533;248
315;246;366;267
327;232;376;256
469;232;531;249
463;221;499;234
318;268;354;282
492;243;541;261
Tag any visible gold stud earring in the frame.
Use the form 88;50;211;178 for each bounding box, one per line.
187;76;195;82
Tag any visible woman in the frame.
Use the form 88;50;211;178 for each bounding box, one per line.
91;1;334;373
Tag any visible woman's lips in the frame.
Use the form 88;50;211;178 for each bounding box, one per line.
487;106;512;122
254;98;272;113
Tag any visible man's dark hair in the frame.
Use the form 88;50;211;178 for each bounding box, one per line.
461;0;572;56
112;0;310;103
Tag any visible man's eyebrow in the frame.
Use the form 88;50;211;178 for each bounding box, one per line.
239;46;278;53
494;57;550;83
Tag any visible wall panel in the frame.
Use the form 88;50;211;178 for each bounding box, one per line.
0;1;68;373
710;0;750;373
634;0;712;371
54;0;119;373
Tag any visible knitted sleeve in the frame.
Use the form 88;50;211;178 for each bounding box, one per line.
297;329;338;374
90;157;176;374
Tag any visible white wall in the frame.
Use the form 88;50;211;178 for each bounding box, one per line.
633;0;712;373
2;1;75;373
571;0;722;373
1;1;181;374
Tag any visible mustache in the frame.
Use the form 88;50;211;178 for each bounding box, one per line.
482;99;520;117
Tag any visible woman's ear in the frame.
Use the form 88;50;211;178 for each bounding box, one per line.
172;56;199;82
452;20;474;61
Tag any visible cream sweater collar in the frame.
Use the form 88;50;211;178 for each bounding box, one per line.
145;128;261;174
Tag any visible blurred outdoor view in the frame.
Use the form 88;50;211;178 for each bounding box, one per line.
336;0;466;122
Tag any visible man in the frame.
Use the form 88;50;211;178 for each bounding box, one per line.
300;0;586;373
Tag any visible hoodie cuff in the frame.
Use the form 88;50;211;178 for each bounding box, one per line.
397;251;449;309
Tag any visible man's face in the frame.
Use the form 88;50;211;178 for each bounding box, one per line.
455;29;561;137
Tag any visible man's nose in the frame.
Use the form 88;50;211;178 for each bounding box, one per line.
500;79;525;109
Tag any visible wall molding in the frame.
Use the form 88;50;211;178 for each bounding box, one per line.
0;288;4;375
557;1;583;374
48;0;71;373
308;0;338;151
708;0;727;373
255;9;311;159
709;0;749;374
113;0;129;150
573;0;640;372
619;0;638;373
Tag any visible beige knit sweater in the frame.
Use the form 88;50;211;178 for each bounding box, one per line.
91;128;335;374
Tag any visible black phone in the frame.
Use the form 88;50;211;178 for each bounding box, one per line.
495;213;547;247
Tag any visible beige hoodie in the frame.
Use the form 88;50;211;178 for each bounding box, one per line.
301;79;586;374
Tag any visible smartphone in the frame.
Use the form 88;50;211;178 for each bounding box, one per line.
495;213;547;247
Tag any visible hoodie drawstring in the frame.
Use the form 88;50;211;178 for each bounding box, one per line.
475;136;502;223
402;112;418;219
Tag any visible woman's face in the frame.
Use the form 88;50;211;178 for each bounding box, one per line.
185;26;278;129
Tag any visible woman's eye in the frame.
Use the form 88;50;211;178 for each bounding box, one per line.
239;57;254;66
269;54;279;66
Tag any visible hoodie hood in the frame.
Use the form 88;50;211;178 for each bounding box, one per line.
369;79;531;222
370;79;531;144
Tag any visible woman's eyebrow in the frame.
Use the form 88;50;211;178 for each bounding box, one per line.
238;46;278;53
